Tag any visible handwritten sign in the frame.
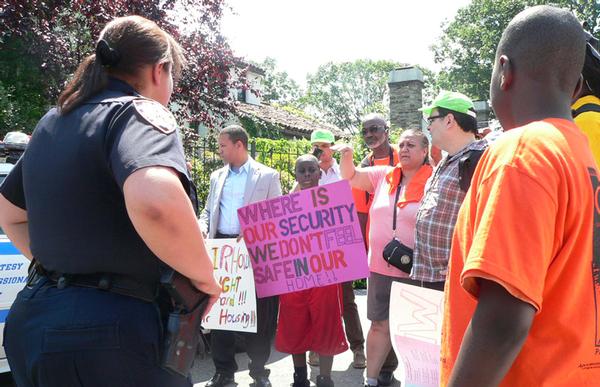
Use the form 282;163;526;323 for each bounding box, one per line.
389;282;444;387
201;239;257;333
238;180;368;298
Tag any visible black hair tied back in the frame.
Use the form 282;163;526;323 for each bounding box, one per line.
95;39;121;68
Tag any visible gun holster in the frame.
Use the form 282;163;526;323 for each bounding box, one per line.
159;270;210;376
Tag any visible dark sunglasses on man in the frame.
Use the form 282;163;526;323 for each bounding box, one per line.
361;125;387;136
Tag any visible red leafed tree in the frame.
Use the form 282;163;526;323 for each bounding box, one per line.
0;0;241;140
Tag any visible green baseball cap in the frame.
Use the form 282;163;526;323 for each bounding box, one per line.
419;90;477;118
311;129;335;144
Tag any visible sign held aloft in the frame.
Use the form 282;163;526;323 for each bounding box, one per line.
238;180;369;298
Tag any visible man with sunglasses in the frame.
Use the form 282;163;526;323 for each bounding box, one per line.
352;114;400;234
572;29;600;166
350;113;400;386
411;91;487;288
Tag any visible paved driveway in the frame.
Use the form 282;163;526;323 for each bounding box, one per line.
190;289;402;387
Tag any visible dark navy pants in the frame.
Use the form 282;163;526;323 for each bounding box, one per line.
4;277;191;387
210;295;277;378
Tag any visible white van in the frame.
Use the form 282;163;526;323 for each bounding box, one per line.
0;163;30;373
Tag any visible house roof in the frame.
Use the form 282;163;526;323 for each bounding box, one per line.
234;58;266;76
236;102;346;139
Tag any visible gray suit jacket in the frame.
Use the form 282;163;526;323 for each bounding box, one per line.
199;157;282;238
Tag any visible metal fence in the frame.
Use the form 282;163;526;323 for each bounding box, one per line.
189;137;311;210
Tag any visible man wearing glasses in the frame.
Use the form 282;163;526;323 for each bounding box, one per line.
352;114;400;229
350;113;400;386
412;91;487;289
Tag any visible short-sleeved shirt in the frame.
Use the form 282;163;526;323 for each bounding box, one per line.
412;139;488;282
0;78;192;287
440;119;600;386
573;95;600;168
366;166;418;278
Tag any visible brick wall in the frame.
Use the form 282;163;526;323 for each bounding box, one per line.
388;67;424;131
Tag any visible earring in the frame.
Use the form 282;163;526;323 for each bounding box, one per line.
585;79;595;92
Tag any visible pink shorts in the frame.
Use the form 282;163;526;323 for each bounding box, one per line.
275;284;348;356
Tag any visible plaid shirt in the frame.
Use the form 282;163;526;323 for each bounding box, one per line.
412;139;488;282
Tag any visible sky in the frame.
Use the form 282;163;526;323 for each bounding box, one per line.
221;0;472;86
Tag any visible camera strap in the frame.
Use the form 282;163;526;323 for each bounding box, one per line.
391;176;402;233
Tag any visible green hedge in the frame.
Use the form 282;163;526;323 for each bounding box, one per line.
189;136;313;208
189;132;407;209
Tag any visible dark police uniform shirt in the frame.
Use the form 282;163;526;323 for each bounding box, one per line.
0;78;194;287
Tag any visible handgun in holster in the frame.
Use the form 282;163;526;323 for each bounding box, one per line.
159;269;210;377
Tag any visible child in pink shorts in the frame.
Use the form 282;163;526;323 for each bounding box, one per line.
275;154;348;387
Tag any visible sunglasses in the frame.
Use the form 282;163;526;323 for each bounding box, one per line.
361;126;387;136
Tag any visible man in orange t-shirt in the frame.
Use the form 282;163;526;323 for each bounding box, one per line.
352;113;400;247
441;6;600;386
351;113;399;386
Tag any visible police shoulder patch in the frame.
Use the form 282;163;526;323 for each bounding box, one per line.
132;99;178;134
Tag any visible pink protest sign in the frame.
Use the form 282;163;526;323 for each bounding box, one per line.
238;180;369;298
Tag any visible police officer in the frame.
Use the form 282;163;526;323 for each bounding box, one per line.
0;16;221;387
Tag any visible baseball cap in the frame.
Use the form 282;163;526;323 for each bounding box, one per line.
419;91;476;118
311;129;335;144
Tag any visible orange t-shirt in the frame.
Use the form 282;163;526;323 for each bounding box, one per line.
441;119;600;386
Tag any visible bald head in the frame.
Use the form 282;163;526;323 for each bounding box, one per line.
361;113;387;128
490;5;586;128
295;154;320;190
296;154;319;165
496;5;585;92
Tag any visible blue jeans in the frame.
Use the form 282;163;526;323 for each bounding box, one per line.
4;277;191;387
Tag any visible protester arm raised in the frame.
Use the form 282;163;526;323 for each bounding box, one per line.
333;144;374;192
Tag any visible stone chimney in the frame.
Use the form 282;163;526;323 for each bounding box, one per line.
473;100;491;129
388;66;424;131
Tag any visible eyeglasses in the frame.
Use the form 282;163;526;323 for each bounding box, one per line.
426;115;447;125
361;126;386;136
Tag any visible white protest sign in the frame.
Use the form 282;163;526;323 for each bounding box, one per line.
201;239;257;333
389;282;444;387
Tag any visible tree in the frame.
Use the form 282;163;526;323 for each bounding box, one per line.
0;0;240;139
303;59;403;134
0;38;48;134
252;57;303;106
432;0;600;101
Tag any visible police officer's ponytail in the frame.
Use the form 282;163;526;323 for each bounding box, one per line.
58;16;185;114
57;49;108;114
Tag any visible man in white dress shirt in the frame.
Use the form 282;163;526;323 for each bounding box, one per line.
199;125;282;387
